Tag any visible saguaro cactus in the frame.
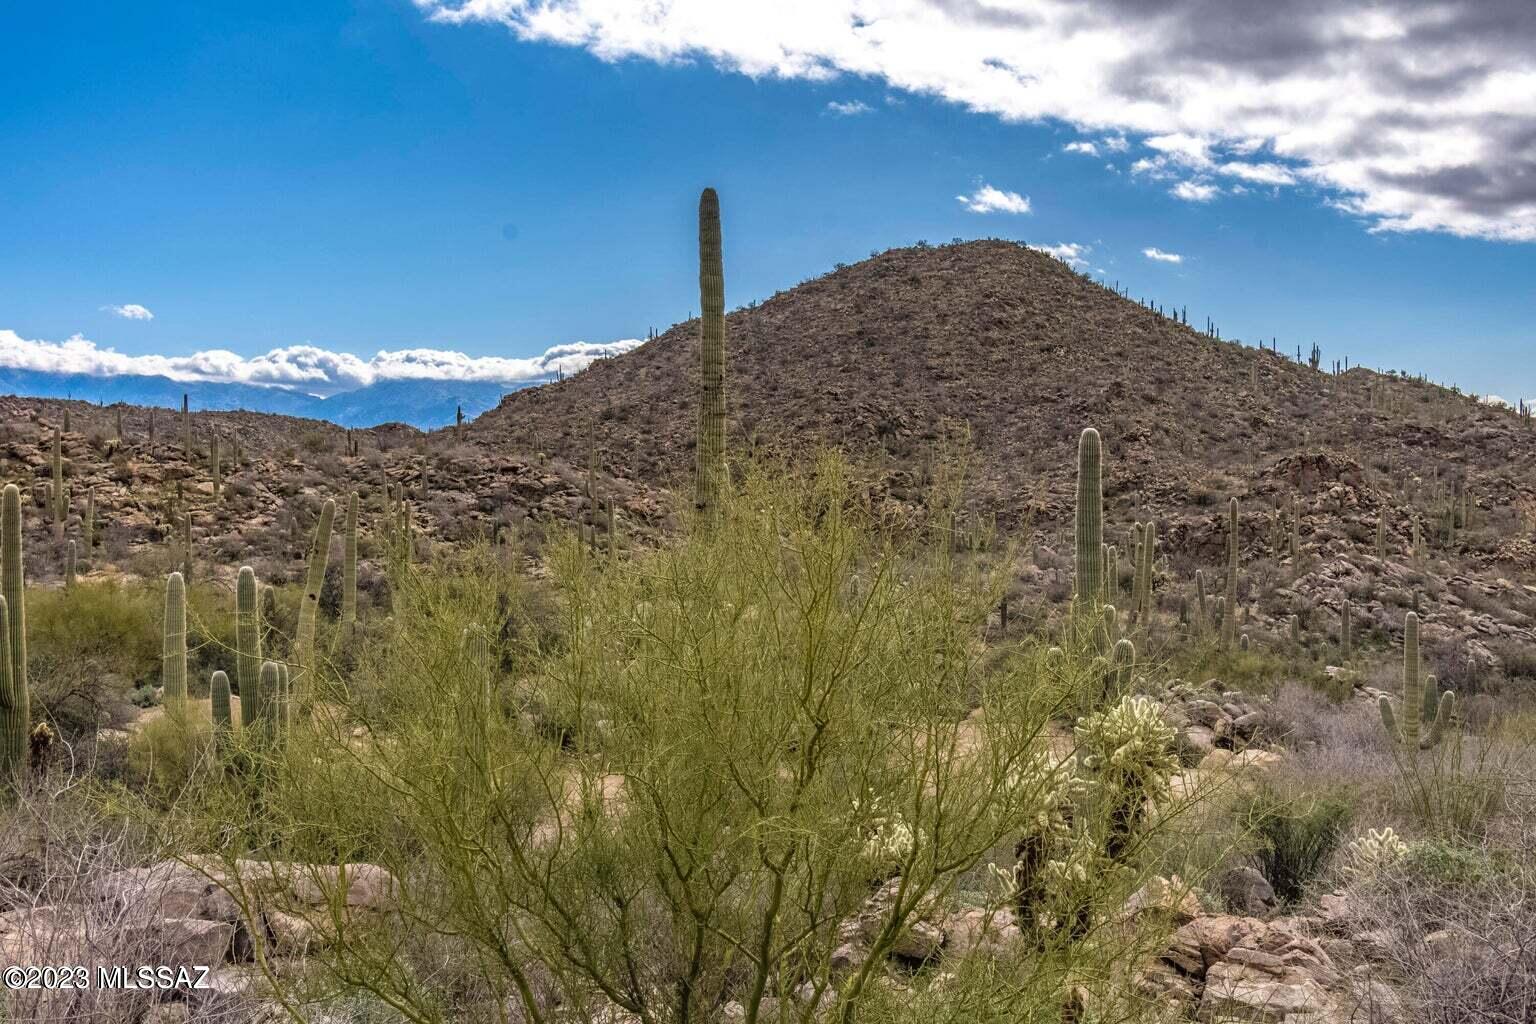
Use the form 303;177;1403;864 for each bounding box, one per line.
342;492;358;633
51;428;65;543
1221;498;1240;649
255;660;282;740
162;571;188;710
211;436;222;499
1075;428;1104;613
210;671;232;753
84;488;95;550
1193;569;1209;634
1379;611;1453;749
0;486;29;776
694;187;727;524
0;595;20;777
236;567;262;729
181;394;192;457
1341;597;1353;661
294;498;337;694
1136;521;1156;622
65;540;76;591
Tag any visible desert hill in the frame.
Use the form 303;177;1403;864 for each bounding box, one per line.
468;239;1536;672
480;240;1532;534
4;239;1536;674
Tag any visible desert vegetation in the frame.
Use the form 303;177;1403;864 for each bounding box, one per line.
0;190;1533;1024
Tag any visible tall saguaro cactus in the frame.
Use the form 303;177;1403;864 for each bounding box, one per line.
255;660;282;740
1;486;29;776
1379;611;1453;749
295;498;337;693
342;492;358;634
1075;428;1104;613
211;436;222;499
51;427;65;543
210;671;233;753
236;566;262;729
1221;498;1240;649
694;187;727;524
162;571;188;710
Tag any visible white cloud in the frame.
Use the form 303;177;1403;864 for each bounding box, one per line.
1171;180;1220;202
1030;242;1091;269
956;185;1031;215
1103;135;1130;153
410;0;1536;241
103;304;154;321
1146;133;1214;169
824;99;871;116
1062;141;1098;156
1218;161;1298;185
0;329;643;396
1143;247;1184;264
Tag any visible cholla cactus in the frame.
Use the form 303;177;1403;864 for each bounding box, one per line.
1343;827;1408;879
1075;694;1178;860
853;796;923;878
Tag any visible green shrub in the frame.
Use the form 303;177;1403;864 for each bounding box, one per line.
1238;782;1353;903
126;712;212;806
28;581;163;735
1404;837;1499;887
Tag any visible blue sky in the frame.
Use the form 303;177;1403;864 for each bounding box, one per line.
1;1;1533;399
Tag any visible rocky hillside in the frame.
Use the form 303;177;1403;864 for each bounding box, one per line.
5;240;1535;673
463;239;1536;673
0;395;670;592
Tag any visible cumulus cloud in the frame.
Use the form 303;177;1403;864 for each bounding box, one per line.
824;99;872;116
1031;242;1091;269
1143;247;1184;263
411;0;1536;241
1171;180;1220;202
1219;161;1297;186
103;304;154;321
1063;141;1098;156
956;185;1032;215
0;330;643;396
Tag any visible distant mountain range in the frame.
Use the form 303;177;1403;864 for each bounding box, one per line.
0;368;530;429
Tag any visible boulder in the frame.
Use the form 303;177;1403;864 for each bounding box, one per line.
1219;867;1278;917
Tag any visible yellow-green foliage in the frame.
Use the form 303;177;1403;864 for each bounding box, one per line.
28;580;235;736
154;455;1188;1023
127;712;212;806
